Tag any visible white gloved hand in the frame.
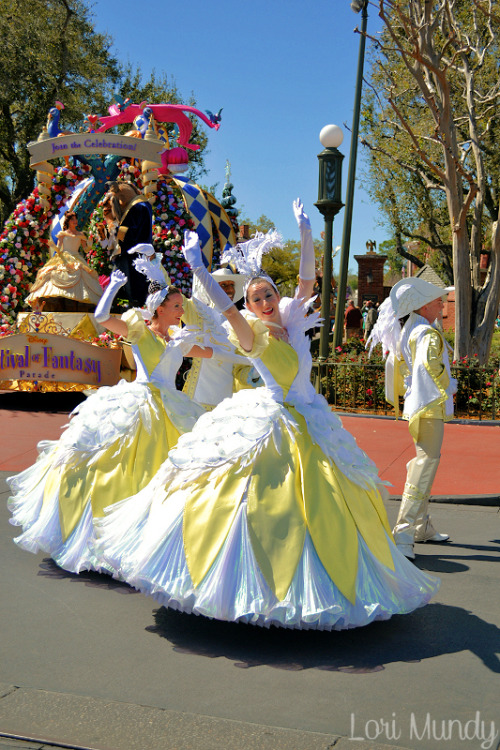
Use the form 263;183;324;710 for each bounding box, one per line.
182;231;233;312
293;198;311;230
127;243;155;257
293;198;315;281
182;230;204;269
94;270;127;322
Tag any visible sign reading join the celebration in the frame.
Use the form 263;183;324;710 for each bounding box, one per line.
27;134;163;167
0;333;121;386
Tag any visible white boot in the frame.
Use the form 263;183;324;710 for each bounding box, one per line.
415;515;449;543
392;530;416;560
392;482;427;560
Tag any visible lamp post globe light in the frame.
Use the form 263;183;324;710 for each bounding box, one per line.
314;125;344;362
333;0;369;348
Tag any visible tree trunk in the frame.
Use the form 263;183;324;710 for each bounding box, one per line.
470;217;500;363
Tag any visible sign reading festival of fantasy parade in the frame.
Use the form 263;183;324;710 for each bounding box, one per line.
0;332;121;387
0;97;233;391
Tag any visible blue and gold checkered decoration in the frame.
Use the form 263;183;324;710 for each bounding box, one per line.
200;189;237;258
171;175;213;267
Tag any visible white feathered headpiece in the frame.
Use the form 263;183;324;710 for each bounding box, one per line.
133;254;173;320
221;229;283;296
366;296;399;359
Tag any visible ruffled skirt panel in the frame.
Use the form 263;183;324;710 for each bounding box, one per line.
25;251;103;306
96;388;440;629
7;379;192;573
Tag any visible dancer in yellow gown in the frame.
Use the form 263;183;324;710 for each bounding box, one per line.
8;253;212;573
26;212;103;312
97;203;440;629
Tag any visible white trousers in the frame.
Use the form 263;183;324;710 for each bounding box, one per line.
393;418;444;545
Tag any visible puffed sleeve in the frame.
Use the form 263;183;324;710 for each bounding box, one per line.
227;315;270;360
121;308;148;345
180;296;203;328
424;330;450;391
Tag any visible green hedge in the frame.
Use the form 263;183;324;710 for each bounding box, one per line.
313;337;500;420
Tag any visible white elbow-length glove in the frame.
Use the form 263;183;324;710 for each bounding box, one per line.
94;269;127;322
293;198;315;281
182;230;234;313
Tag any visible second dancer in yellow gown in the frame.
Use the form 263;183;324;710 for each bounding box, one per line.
8;253;213;573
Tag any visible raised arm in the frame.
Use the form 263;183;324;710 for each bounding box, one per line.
293;198;316;300
94;270;129;338
182;231;255;352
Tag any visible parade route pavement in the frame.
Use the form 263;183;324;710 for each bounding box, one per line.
0;391;498;500
0;394;499;749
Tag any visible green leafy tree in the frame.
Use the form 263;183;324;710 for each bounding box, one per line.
379;238;405;277
0;0;210;228
347;270;358;294
362;0;500;361
238;214;276;235
0;0;120;225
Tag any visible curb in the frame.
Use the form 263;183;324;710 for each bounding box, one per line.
388;494;500;507
338;411;500;426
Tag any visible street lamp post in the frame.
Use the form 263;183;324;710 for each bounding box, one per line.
333;0;369;348
314;125;344;363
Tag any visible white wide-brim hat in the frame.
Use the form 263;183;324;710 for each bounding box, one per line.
390;277;454;319
210;267;246;303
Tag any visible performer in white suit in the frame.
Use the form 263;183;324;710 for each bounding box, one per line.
367;277;456;559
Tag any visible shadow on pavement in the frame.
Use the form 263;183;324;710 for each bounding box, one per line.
0;391;85;413
413;556;470;574
414;539;500;573
146;601;500;675
37;557;138;594
35;557;500;676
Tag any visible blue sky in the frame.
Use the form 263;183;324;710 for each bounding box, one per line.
90;0;387;273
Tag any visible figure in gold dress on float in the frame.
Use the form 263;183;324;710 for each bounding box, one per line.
26;212;103;312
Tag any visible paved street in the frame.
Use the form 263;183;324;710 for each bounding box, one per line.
0;398;499;750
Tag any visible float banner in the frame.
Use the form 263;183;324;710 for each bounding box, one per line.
0;333;121;386
28;134;163;167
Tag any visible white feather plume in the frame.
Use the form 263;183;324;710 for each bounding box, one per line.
133;255;171;286
133;254;172;320
366;296;400;359
221;229;283;278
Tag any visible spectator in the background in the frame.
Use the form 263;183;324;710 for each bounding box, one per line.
364;300;378;340
344;299;363;340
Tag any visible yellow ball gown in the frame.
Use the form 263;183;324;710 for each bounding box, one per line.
7;310;205;573
25;233;103;309
96;296;440;630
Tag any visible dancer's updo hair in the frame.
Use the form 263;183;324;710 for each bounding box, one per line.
150;284;181;319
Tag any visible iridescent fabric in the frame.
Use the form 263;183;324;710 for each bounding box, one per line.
97;296;440;629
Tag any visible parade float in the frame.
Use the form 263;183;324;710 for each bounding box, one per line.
0;98;240;392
